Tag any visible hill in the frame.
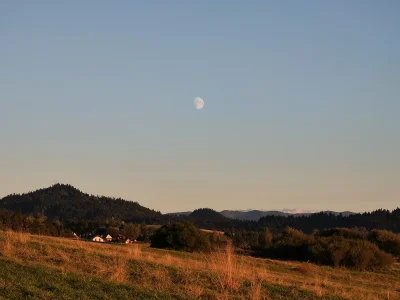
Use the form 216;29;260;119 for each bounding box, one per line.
189;208;229;222
0;184;162;222
220;210;289;220
188;208;235;230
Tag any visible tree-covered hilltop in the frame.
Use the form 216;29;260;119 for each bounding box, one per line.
187;208;260;232
0;184;163;223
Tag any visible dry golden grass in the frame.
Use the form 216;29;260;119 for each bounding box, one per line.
0;230;399;299
127;243;142;259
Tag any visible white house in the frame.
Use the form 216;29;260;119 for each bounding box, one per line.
92;236;104;243
106;234;113;242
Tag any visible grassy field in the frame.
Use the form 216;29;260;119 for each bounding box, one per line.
0;231;399;299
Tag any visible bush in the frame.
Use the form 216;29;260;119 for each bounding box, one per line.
232;230;260;250
261;227;313;261
311;236;350;267
311;237;392;270
258;227;273;249
150;222;211;252
259;229;393;271
368;229;400;257
209;231;229;250
318;228;400;258
280;227;311;246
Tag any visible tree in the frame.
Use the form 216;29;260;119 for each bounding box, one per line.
107;226;120;239
151;222;211;252
123;223;140;240
0;209;12;230
259;227;273;248
11;211;24;232
368;229;400;257
53;220;63;236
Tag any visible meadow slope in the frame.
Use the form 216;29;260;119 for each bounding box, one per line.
0;231;399;299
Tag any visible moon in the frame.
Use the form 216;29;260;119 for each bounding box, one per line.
194;97;205;110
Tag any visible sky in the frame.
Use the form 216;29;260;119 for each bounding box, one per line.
1;1;399;213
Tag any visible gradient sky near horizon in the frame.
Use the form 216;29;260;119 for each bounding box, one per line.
1;1;399;213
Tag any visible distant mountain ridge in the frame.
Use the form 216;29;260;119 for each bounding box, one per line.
169;209;356;221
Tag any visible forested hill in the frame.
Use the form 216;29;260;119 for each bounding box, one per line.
188;208;235;229
0;184;162;222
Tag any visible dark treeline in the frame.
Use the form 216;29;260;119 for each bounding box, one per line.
0;209;74;237
187;208;400;234
227;227;400;258
149;222;399;270
257;209;400;233
254;227;398;271
0;208;157;242
65;218;158;242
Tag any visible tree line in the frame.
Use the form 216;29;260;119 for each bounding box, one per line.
151;223;399;271
0;208;156;242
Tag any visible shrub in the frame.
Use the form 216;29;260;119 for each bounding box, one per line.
261;231;393;271
209;231;229;250
231;230;260;250
262;228;313;261
150;222;211;252
311;237;392;270
368;229;400;257
258;227;273;249
311;236;350;267
280;227;311;246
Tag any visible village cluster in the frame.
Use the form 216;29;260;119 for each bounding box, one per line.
73;232;137;244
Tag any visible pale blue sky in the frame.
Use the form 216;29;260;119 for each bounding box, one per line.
1;1;399;213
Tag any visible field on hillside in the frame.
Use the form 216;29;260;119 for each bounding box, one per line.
0;231;399;300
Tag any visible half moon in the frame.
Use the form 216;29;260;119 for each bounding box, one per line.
194;97;205;110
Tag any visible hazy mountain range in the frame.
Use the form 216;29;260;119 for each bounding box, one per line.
168;209;355;221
